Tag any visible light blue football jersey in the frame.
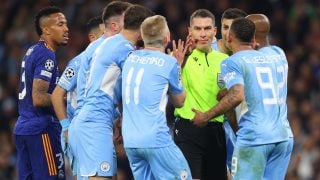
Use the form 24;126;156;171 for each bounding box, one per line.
77;33;134;125
58;55;81;119
212;38;235;171
211;39;219;51
74;35;106;118
221;50;289;146
259;45;293;138
122;50;184;148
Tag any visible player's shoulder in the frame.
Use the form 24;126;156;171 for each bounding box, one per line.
29;42;55;58
67;54;82;67
85;35;106;54
269;45;285;56
100;34;134;54
25;42;56;69
63;56;81;78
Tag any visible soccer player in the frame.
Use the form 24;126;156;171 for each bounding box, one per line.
246;13;294;179
192;17;292;180
60;1;131;179
73;5;153;179
51;15;104;178
121;15;191;180
212;8;247;55
86;16;105;42
212;8;248;174
14;6;69;179
174;9;228;180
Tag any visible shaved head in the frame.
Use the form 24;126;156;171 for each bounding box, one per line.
246;14;271;48
246;14;270;37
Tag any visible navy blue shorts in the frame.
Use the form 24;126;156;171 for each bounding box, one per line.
14;124;66;180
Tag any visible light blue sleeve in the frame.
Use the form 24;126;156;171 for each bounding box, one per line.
58;55;80;91
168;60;184;94
221;58;244;90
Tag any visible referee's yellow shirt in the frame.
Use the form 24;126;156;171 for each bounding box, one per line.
174;48;229;123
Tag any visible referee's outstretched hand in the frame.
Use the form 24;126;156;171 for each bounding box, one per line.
191;108;209;127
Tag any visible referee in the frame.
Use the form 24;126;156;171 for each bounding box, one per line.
174;9;228;180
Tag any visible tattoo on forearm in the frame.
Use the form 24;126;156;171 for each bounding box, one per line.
32;79;52;107
208;84;243;119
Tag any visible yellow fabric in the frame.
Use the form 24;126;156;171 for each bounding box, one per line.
174;48;228;122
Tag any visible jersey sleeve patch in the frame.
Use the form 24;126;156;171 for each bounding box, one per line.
64;68;75;79
44;59;55;71
40;70;52;78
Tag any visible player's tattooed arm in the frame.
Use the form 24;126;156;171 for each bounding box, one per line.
32;78;52;107
192;84;244;127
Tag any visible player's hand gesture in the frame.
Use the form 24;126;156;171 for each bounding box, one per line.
167;39;189;66
191;108;209;127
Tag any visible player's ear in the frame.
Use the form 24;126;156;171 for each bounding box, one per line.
164;31;171;45
252;37;260;50
110;22;120;32
42;27;50;35
88;33;95;42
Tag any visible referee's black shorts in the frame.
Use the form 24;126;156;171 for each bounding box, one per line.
174;117;227;180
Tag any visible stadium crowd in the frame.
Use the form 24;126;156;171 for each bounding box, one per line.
0;0;320;179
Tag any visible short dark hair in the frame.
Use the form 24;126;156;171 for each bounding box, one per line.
124;4;154;30
86;16;102;33
230;17;255;43
221;8;247;20
190;9;215;26
102;1;131;25
34;6;62;36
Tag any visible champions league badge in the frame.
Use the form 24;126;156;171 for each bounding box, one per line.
45;59;55;71
64;68;75;79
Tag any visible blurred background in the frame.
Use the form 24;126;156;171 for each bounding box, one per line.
0;0;320;179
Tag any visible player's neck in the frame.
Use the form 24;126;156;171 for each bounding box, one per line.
217;40;232;55
121;29;139;46
257;40;270;49
39;37;56;52
232;42;253;53
144;46;164;52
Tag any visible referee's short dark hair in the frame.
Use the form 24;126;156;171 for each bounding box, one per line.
190;9;215;26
